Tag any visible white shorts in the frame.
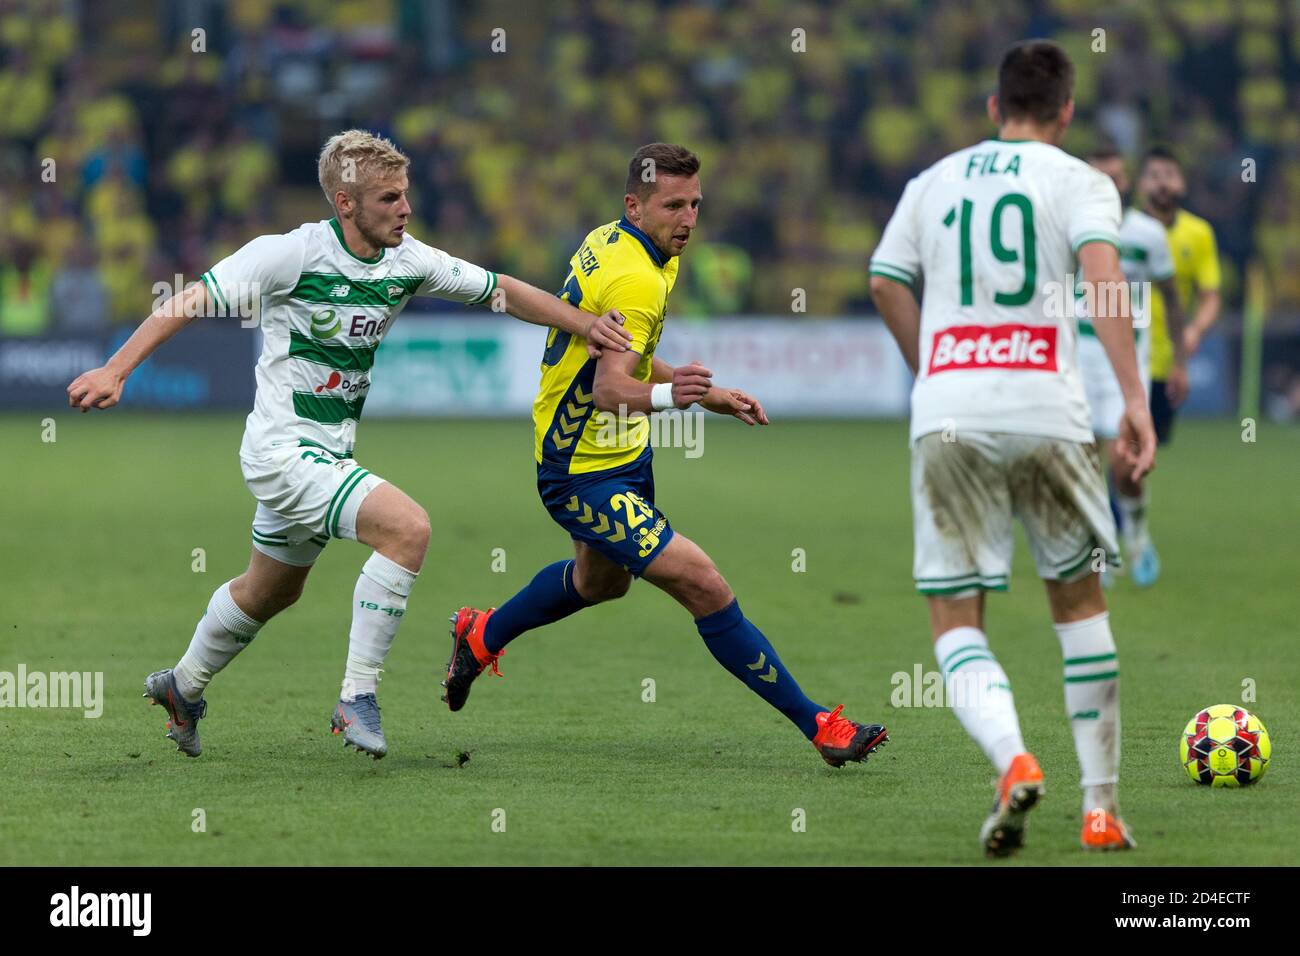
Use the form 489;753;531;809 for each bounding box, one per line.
911;430;1120;595
240;442;387;567
1078;327;1151;440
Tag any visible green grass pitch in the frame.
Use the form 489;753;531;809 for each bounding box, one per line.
2;413;1295;865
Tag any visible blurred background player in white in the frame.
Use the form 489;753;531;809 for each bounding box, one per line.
66;130;631;760
1130;146;1223;586
1077;146;1187;587
870;41;1156;856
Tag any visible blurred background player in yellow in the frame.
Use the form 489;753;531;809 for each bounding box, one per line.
1133;147;1222;586
441;143;890;768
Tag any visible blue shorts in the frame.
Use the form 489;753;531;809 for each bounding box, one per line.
537;448;674;576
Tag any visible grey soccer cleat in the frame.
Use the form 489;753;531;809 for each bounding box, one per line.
331;693;387;759
143;669;207;757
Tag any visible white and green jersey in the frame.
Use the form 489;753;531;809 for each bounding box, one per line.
871;139;1122;444
201;218;497;459
1075;206;1175;338
1076;206;1174;434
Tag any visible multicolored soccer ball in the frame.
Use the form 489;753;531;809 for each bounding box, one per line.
1180;705;1271;787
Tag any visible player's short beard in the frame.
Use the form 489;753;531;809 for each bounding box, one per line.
649;226;677;260
1147;189;1179;213
354;205;399;249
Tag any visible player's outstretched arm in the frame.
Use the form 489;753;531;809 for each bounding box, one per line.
66;281;212;413
593;349;712;415
869;275;921;375
495;274;632;358
1078;242;1156;482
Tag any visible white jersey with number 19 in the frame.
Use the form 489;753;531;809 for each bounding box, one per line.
870;138;1122;444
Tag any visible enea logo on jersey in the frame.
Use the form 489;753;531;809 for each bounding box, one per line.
928;324;1058;374
310;309;341;339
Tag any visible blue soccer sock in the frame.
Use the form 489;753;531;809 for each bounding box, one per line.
694;598;825;739
483;559;594;654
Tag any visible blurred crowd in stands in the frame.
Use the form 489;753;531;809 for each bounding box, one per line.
1;0;1298;338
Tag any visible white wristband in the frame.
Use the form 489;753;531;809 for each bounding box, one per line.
650;382;675;411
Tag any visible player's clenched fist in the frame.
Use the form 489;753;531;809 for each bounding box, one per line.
583;309;634;358
671;361;712;408
67;366;126;413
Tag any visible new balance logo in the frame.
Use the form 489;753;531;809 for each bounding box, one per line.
330;284;351;297
928;324;1058;374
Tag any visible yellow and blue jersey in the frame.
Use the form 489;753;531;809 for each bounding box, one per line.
1149;209;1220;380
533;217;679;474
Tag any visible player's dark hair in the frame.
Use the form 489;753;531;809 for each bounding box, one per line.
626;143;701;199
996;40;1075;125
1087;143;1123;162
1140;145;1182;173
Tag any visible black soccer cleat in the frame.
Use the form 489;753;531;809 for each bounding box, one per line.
811;704;889;767
441;606;503;712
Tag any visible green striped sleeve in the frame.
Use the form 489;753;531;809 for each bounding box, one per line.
1072;233;1121;254
468;270;498;305
202;271;230;313
869;260;917;284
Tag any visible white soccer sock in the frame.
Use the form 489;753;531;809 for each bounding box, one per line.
1056;611;1120;814
342;552;417;700
934;627;1025;775
174;581;264;701
1117;489;1149;551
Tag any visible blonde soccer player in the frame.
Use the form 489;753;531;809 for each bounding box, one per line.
67;130;631;759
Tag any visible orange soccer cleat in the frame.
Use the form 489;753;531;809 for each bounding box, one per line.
980;752;1045;857
1080;808;1136;851
441;606;503;712
811;704;889;768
